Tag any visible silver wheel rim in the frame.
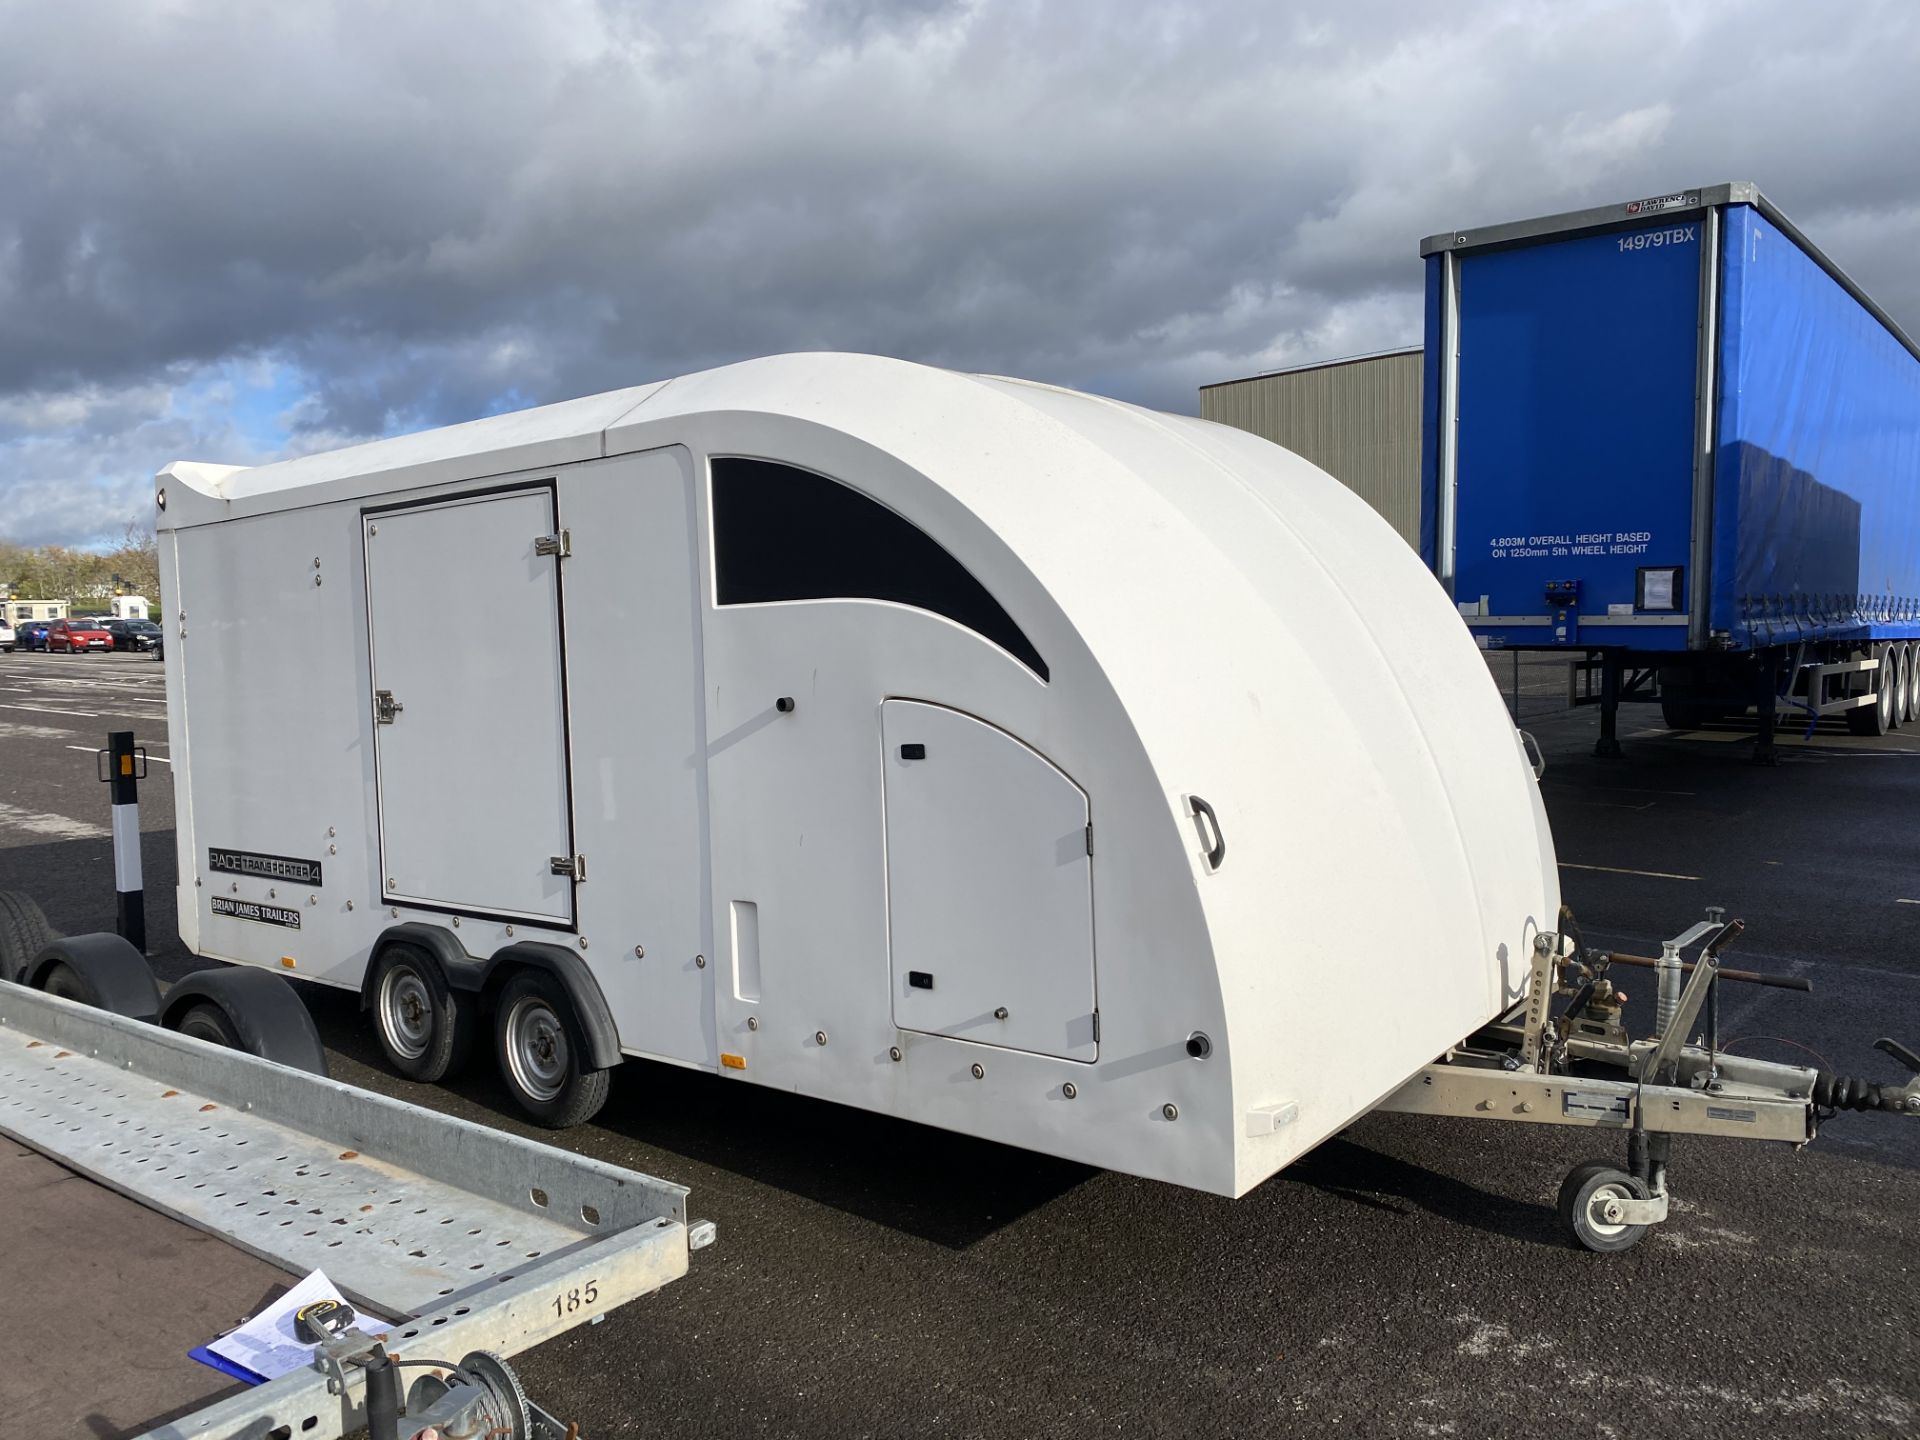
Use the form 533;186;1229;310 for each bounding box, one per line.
378;965;434;1060
505;996;569;1103
1883;657;1896;726
1582;1180;1636;1240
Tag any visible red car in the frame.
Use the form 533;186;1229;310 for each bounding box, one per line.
47;618;113;653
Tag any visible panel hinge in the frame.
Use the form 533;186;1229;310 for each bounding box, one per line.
534;530;572;558
1084;822;1094;857
550;853;586;881
373;690;404;725
1091;1009;1101;1043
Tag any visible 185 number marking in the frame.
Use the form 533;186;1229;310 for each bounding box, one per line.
1618;226;1695;251
551;1279;601;1318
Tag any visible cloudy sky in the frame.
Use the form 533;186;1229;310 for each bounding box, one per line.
2;0;1917;548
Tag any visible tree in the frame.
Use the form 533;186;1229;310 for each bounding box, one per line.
0;520;159;603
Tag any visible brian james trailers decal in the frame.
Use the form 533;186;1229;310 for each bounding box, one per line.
210;895;303;931
208;848;323;885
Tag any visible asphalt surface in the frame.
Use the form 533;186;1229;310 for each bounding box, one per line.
1;650;1917;1439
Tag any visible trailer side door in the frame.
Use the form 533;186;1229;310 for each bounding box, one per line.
882;699;1098;1063
364;486;575;924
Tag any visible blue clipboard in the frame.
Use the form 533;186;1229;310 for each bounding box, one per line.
189;1345;268;1387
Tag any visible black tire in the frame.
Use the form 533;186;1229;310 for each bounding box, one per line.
174;1001;244;1048
0;890;58;985
494;968;611;1128
1659;700;1703;730
1557;1161;1652;1253
370;945;474;1083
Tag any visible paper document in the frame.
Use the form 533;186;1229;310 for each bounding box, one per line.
206;1268;387;1380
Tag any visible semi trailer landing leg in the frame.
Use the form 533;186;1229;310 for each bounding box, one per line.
1593;652;1623;760
1379;905;1920;1252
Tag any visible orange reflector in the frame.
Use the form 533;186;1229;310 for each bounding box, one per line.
119;754;133;776
280;956;297;969
720;1052;746;1070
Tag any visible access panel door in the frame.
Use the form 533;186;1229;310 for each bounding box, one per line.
365;488;574;923
883;700;1097;1062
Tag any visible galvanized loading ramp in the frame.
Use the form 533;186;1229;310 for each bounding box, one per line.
0;980;711;1440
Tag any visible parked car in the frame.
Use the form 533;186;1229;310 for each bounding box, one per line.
16;621;53;652
0;620;13;652
47;618;112;653
105;618;164;652
151;630;164;661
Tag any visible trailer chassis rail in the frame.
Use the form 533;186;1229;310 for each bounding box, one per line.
1377;906;1920;1250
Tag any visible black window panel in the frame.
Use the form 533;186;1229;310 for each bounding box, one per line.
711;457;1048;680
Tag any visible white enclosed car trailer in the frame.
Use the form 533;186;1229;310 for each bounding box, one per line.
155;353;1918;1251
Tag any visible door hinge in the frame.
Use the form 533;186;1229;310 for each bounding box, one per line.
1091;1009;1101;1043
534;530;572;558
374;690;404;724
550;853;586;881
1084;822;1094;857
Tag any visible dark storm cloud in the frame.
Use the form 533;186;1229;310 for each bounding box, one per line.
2;0;1918;545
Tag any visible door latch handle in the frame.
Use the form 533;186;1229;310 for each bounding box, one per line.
1189;795;1226;870
374;690;404;724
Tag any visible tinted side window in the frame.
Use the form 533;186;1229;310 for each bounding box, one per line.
711;458;1048;680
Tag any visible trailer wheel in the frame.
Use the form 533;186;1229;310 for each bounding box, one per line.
159;968;329;1076
0;889;58;985
1659;700;1703;730
1557;1161;1652;1253
1849;646;1895;736
24;934;161;1022
1902;644;1918;725
494;968;611;1128
174;1001;244;1048
372;945;475;1083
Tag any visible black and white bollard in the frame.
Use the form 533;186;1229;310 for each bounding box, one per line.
101;730;147;954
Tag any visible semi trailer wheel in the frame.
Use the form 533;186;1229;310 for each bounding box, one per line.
495;968;611;1128
371;944;475;1083
1659;700;1702;730
1557;1161;1652;1254
1848;645;1896;736
158;967;329;1076
1903;643;1918;725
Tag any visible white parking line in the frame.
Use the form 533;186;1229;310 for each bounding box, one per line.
64;744;169;764
1559;861;1701;882
0;703;99;718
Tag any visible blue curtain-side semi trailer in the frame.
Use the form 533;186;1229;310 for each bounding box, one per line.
1418;182;1920;759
